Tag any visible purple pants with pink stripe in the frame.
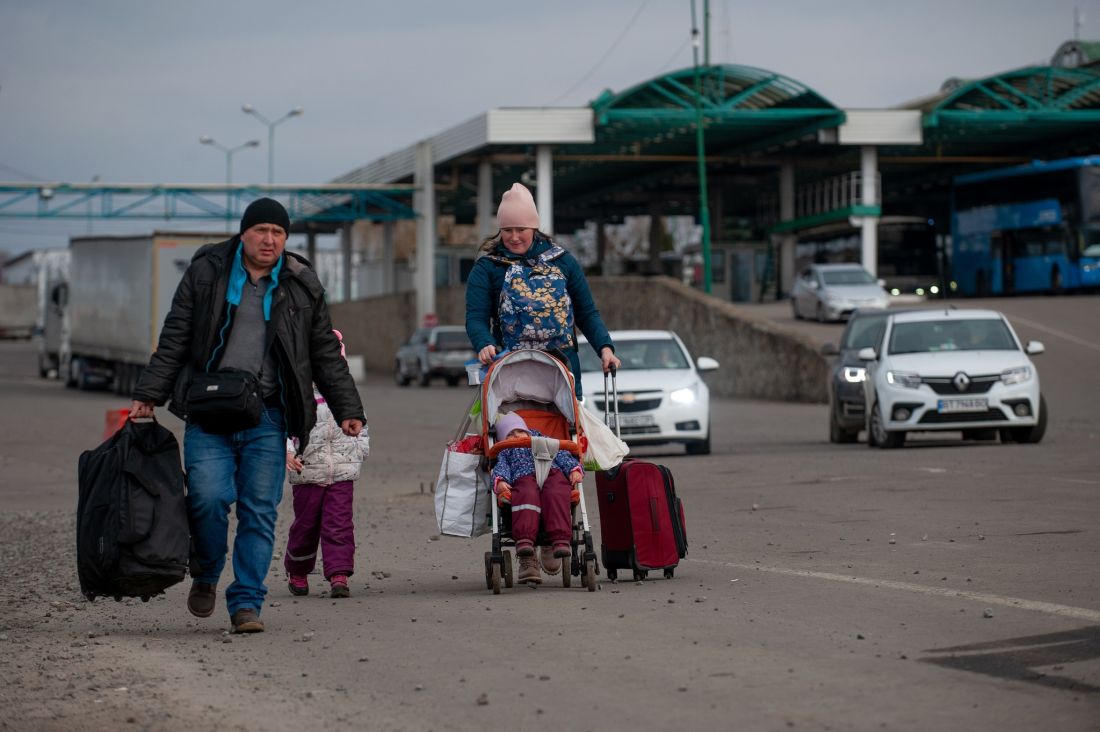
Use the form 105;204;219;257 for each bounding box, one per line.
284;480;355;579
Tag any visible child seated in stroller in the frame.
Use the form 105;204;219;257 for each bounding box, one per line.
491;413;583;585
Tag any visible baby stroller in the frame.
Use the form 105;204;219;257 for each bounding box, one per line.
480;349;599;593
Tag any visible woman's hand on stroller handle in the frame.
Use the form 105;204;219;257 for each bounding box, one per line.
478;344;497;365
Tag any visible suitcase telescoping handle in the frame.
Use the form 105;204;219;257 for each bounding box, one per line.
603;365;621;438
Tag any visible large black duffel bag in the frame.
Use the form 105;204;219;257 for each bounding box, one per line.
77;418;190;601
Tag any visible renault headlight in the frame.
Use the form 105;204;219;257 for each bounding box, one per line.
886;370;921;389
1001;366;1032;385
670;385;697;404
843;366;866;383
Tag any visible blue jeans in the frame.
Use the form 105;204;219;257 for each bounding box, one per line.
184;406;286;618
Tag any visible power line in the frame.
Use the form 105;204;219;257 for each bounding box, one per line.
547;0;651;106
0;162;46;181
659;35;692;73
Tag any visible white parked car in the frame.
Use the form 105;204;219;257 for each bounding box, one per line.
859;308;1046;448
791;263;891;322
578;330;718;455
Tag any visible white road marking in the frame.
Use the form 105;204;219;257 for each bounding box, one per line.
1008;314;1100;353
689;559;1100;623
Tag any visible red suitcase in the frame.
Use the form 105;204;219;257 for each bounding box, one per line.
597;459;687;580
594;370;688;581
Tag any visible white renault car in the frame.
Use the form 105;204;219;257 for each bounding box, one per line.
859;308;1046;448
578;330;718;455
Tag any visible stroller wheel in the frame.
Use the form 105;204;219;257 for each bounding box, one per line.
490;564;502;594
585;558;598;591
562;561;572;588
503;550;514;588
483;552;493;590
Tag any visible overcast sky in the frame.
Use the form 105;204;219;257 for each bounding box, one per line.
0;0;1096;255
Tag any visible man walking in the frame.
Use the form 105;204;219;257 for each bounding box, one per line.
130;197;364;633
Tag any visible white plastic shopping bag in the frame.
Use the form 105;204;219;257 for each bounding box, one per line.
579;403;630;471
434;444;491;538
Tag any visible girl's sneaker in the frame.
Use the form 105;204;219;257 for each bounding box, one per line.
329;574;350;598
287;575;309;596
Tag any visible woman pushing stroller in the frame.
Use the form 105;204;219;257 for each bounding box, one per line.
491;413;583;585
466;182;620;583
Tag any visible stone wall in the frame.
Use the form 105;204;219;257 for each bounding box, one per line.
329;276;828;403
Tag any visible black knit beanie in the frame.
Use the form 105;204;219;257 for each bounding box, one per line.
239;197;290;235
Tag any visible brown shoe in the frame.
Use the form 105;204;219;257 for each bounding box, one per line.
187;581;216;618
517;555;542;585
539;546;561;576
231;608;265;633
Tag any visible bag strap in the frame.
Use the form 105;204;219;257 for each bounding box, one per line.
530;435;560;489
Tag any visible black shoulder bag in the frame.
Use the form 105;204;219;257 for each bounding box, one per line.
185;368;263;434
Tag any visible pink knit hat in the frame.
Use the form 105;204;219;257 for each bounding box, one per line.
496;183;539;230
495;412;530;442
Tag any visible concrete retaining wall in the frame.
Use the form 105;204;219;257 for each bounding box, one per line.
329;276;828;403
0;284;37;338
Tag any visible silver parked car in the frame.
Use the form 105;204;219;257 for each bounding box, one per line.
394;325;475;387
791;263;891;322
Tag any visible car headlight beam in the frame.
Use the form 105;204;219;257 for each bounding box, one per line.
886;370;921;389
1001;366;1032;385
843;366;866;383
669;386;696;404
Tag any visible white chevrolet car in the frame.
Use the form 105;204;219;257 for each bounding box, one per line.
858;309;1046;448
578;330;718;455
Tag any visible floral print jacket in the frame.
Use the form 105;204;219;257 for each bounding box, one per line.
464;236;614;397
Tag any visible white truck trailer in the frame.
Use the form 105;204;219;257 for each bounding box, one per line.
61;232;223;394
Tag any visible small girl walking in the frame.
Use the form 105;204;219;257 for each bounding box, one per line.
284;330;369;598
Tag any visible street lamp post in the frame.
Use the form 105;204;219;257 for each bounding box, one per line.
241;105;304;184
691;0;712;294
199;136;260;229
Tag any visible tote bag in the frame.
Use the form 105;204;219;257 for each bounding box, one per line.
434;443;491;538
578;403;630;471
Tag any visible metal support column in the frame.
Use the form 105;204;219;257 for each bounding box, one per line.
779;162;796;298
382;220;395;294
860;145;879;277
477;159;494;240
414;141;436;324
536;145;553;236
339;223;352;302
306;228;317;265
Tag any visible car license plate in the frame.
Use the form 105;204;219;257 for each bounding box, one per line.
937;398;988;413
616;414;656;427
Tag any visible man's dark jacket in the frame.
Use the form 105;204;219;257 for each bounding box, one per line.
132;238;364;452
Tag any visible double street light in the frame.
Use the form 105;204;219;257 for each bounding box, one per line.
199;136;260;230
241;104;304;184
198;136;260;185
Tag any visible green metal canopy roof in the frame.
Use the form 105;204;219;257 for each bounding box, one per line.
547;64;844;223
923;65;1100;153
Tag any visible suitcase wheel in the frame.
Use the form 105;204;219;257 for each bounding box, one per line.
607;568;618;582
663;568;674;580
632;570;648;582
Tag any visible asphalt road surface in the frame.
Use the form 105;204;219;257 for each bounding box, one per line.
1;294;1098;731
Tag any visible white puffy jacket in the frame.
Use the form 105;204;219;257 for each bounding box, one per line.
288;390;369;485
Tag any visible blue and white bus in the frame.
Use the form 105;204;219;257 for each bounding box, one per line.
951;156;1100;295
